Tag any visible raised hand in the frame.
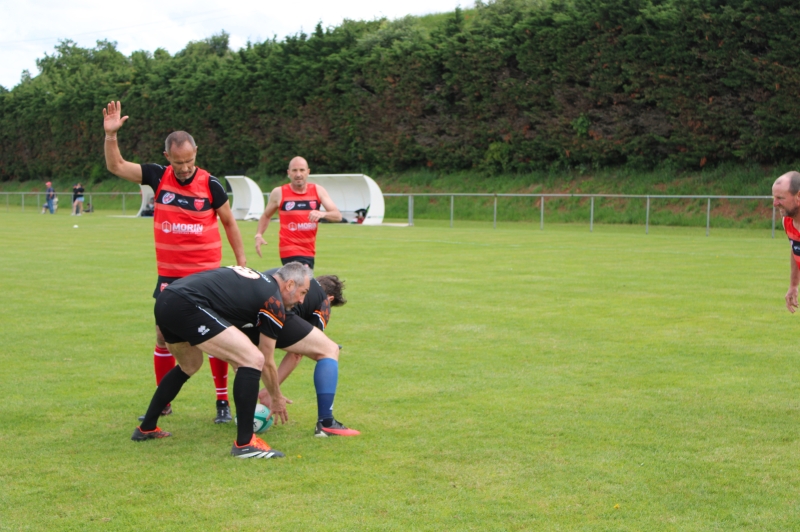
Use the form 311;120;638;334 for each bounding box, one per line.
102;101;129;135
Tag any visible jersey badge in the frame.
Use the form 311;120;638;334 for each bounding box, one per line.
162;192;175;204
285;201;295;211
310;200;318;210
194;199;205;210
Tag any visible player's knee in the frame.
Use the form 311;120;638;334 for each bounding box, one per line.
319;340;339;361
176;356;203;376
243;350;264;370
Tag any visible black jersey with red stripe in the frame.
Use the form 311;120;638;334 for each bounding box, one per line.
264;268;330;330
783;217;800;268
164;266;285;339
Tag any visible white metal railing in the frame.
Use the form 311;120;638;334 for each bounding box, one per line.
383;193;776;237
1;191;777;237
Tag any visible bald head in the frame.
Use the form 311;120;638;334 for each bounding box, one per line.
775;171;800;195
287;156;311;191
773;171;800;219
288;156;309;170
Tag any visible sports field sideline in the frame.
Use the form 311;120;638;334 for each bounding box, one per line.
2;212;799;530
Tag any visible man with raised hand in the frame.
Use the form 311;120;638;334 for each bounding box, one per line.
103;100;245;424
132;263;314;459
773;171;800;313
254;157;341;269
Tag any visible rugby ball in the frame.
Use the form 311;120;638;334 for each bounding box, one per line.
234;404;274;433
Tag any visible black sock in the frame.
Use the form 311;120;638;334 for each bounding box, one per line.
233;367;261;446
140;366;190;431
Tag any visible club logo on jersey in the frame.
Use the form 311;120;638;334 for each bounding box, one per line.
177;199;188;205
198;325;210;335
162;192;176;204
285;201;296;211
310;200;318;210
288;222;317;232
194;199;205;210
161;222;204;235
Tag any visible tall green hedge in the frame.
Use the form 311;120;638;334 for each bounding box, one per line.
2;0;799;182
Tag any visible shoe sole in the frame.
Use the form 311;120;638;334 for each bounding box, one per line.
231;449;285;459
315;429;361;437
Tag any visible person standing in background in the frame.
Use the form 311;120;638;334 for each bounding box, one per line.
72;183;84;216
41;181;55;214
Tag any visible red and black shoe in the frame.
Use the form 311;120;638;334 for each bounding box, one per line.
131;426;172;441
314;419;361;437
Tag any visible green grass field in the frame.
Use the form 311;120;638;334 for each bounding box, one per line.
2;211;799;530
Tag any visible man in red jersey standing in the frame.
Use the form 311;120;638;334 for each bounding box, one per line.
102;101;246;424
254;157;341;269
773;171;800;313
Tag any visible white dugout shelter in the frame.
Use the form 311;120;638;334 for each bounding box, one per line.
307;174;385;225
225;176;265;221
137;184;155;216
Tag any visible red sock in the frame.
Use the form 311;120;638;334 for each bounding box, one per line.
153;345;175;386
208;355;229;402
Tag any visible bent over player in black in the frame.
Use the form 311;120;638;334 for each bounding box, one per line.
132;263;313;459
261;269;359;437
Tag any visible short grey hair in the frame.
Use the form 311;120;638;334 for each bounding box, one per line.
164;131;197;153
274;262;313;285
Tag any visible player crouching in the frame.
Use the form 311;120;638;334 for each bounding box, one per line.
132;263;314;459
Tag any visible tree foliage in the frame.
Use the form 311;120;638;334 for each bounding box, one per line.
2;0;799;182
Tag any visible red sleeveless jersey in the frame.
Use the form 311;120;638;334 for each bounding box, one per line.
153;167;222;277
278;183;320;258
783;217;800;269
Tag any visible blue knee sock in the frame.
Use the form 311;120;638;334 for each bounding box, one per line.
314;358;338;423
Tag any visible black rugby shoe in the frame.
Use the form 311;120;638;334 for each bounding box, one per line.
215;400;233;424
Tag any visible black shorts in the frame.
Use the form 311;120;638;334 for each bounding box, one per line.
153;275;181;299
154;290;230;346
275;313;314;349
281;256;315;270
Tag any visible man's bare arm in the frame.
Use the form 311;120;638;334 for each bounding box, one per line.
787;251;800;313
255;187;282;258
257;334;288;423
216;201;247;267
102;101;142;183
310;185;341;223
